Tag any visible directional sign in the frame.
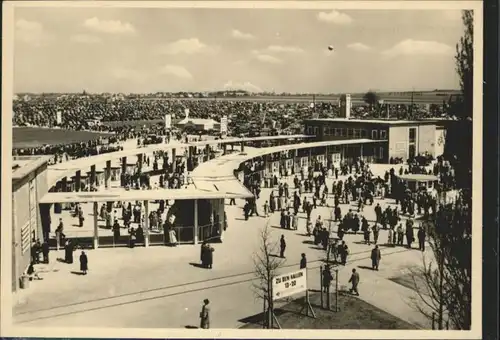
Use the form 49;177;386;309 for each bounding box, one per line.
272;269;307;301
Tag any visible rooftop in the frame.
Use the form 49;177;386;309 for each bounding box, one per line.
305;118;438;125
12;155;52;180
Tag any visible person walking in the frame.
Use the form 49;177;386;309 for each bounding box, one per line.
279;235;286;258
42;240;50;264
322;265;333;293
199;299;210;329
79;251;88;275
371;245;381;271
372;223;380;244
348;268;360;295
417;226;426;251
300;253;307;269
339;241;349;265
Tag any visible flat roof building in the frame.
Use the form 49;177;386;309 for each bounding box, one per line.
12;155;51;292
304;118;445;162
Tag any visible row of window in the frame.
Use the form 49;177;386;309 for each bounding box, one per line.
306;126;387;140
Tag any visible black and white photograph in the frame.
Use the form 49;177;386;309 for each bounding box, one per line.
1;1;482;338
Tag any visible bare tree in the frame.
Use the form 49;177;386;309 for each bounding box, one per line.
408;195;472;330
252;221;285;329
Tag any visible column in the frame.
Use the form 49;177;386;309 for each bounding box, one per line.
93;202;99;249
240;141;245;152
360;144;364;159
231;143;234;151
75;170;81;192
143;200;149;247
222;143;227;155
61;176;68;210
205;144;210;162
105;160;111;189
90;165;96;189
121;157;127;174
171;148;176;173
137;153;143;173
193;199;199;245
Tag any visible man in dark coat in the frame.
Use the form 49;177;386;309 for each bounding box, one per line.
279;235;286;258
371;245;381;270
417;226;426;251
322;265;333;293
300;253;307;269
200;299;210;329
42;240;50;264
80;251;88;275
64;240;74;263
348;268;360;295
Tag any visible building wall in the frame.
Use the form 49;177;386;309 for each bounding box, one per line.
12;162;48;292
388;126;410;160
417;124;436;156
304;121;389;142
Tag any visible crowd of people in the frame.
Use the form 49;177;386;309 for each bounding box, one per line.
13;94;448;137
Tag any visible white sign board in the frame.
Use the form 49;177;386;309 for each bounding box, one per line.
272;269;307;301
56;111;62;125
164;114;172;129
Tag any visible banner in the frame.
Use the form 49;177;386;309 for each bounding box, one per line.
184;108;190;119
164;114;172;129
56;111;62;125
220;115;228;135
272;269;307;300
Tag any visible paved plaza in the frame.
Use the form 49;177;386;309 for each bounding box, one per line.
14;160;432;329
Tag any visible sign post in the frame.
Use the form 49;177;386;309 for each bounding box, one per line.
271;268;315;327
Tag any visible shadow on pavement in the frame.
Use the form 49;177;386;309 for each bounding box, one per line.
70;271;85;275
189;262;207;269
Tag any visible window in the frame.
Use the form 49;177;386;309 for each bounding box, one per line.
347;129;354;138
361;129;367;138
380;130;387;139
372;130;378;139
409;127;417;142
307;126;313;135
353;129;361;138
379;147;384;159
323;127;330;136
313;127;319;136
334;128;341;136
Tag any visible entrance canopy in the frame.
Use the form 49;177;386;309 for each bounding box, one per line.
398;174;439;182
39;187;253;204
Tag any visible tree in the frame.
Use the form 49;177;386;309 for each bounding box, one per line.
363;91;380;111
444;10;473;189
409;193;472;330
252;222;285;328
454;10;473;120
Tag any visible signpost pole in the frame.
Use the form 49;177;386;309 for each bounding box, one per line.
306;290;317;318
335;269;339;312
320;265;324;308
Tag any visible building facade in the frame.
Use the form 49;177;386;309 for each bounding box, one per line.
12;156;50;292
304;118;443;161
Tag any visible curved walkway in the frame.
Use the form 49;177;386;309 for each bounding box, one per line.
46;135;313;188
191;138;385;195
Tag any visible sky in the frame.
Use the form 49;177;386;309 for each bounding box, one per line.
12;7;466;94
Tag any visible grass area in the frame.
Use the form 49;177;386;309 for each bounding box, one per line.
239;291;417;329
13;127;113;148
